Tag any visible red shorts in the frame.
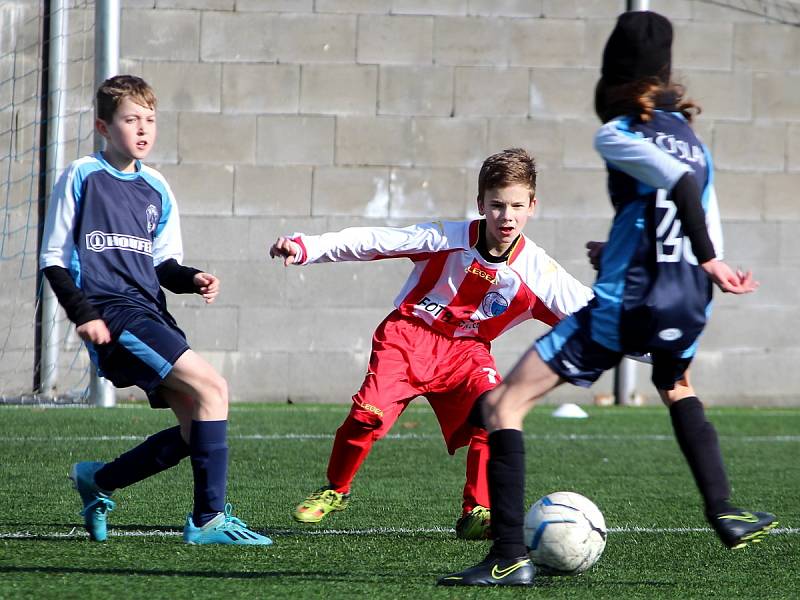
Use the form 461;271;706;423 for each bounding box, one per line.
351;311;500;454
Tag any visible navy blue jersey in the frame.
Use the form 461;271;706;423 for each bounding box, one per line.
40;152;184;324
591;111;723;355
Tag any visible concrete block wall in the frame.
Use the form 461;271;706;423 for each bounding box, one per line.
115;0;800;405
4;1;798;404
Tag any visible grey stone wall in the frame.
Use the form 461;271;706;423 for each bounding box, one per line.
127;0;800;405
4;1;799;404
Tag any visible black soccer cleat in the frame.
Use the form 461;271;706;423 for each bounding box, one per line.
709;509;778;549
437;555;535;587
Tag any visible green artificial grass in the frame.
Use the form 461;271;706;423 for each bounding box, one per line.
0;403;797;599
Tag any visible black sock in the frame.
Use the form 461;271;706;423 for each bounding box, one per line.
467;392;488;429
487;429;527;559
669;396;734;516
190;420;228;527
94;426;190;491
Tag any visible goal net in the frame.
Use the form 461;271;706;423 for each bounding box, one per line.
700;0;800;25
1;1;96;403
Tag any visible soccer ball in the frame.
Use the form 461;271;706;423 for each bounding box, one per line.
524;491;607;575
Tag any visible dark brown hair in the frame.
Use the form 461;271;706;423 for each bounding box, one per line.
477;148;537;201
594;78;701;124
96;75;156;122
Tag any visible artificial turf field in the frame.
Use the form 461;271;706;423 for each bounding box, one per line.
1;402;798;599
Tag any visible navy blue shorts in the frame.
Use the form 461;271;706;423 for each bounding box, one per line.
535;305;693;391
91;307;190;408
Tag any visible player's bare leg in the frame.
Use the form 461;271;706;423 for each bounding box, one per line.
162;349;228;421
481;348;562;432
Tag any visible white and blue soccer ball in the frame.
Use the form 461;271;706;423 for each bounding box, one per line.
524;491;607;575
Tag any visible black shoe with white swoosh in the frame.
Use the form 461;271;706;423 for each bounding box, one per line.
437;554;535;587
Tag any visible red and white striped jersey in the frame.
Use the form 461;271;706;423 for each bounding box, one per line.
289;220;593;342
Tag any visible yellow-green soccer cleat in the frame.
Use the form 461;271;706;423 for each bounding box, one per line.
455;505;491;540
710;509;778;549
293;486;350;523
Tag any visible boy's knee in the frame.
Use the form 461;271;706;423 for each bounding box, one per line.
192;371;229;413
213;373;229;400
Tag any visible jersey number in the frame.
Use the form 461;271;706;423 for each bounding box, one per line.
482;367;498;384
655;189;698;265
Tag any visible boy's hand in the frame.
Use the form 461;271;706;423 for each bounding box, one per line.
270;237;301;266
701;259;759;294
76;319;112;345
586;241;606;271
194;272;220;304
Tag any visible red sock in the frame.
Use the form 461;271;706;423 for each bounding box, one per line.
326;413;376;493
463;430;490;513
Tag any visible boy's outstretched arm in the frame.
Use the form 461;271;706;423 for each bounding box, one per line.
269;221;472;267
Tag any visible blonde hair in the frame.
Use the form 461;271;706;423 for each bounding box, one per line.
477;148;536;201
96;75;156;122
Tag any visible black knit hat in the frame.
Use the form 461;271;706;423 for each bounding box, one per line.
601;11;673;85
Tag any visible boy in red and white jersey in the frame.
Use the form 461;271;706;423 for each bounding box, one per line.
270;148;592;538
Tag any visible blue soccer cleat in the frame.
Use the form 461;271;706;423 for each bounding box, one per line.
69;461;116;542
183;503;273;545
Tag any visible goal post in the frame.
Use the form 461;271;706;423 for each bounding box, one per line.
87;0;120;407
1;0;118;405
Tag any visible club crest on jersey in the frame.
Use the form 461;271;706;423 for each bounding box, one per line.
145;204;159;234
482;292;509;317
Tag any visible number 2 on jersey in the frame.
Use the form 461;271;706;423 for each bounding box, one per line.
655;188;698;265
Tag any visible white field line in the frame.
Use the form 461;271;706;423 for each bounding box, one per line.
1;432;799;443
0;526;797;540
3;404;799;418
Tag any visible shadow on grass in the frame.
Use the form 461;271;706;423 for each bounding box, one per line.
526;575;677;590
0;565;426;582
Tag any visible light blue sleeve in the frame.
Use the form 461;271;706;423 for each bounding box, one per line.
701;144;724;259
141;166;184;267
594;119;691;190
39;159;87;270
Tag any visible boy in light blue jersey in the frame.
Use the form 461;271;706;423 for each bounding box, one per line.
439;11;776;587
40;75;270;546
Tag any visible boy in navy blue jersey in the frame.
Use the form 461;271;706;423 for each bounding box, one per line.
439;11;776;587
40;75;271;545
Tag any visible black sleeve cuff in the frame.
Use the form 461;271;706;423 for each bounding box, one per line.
155;258;202;294
42;266;101;326
670;172;716;264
